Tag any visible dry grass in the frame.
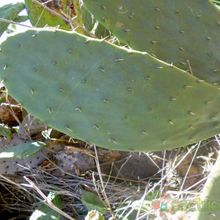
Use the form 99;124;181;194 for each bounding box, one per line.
0;136;219;219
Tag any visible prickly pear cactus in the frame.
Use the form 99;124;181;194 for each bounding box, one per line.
24;0;86;33
196;155;220;220
83;0;220;86
0;3;25;36
0;29;219;152
24;0;71;30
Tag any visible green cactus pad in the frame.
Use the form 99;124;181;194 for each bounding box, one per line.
0;29;220;151
0;3;25;36
196;155;220;219
81;4;110;38
24;0;71;30
83;0;220;86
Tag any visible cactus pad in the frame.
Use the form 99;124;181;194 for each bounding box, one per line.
197;156;220;219
0;3;25;36
0;29;220;152
83;0;220;86
24;0;71;30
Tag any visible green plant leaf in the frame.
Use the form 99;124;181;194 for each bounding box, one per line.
30;192;62;220
0;123;12;138
82;191;107;214
0;141;46;159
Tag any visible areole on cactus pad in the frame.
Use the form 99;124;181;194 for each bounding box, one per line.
0;29;219;152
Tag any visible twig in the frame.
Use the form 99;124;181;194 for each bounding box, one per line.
32;0;72;26
24;176;75;220
179;142;201;194
0;18;32;28
5;93;32;140
93;145;115;218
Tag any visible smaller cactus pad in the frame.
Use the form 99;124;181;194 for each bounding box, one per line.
0;3;25;36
